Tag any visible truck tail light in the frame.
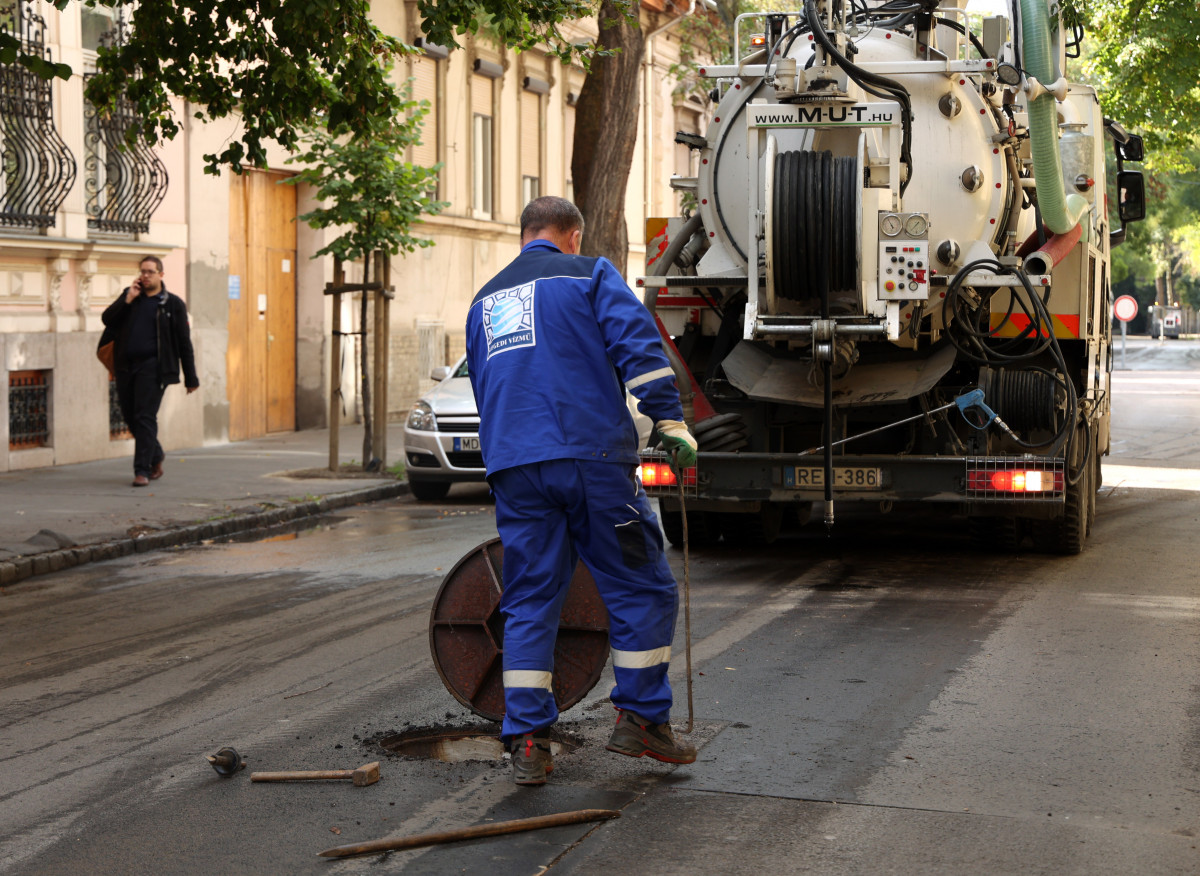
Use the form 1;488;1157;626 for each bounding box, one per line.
966;468;1063;493
639;461;696;488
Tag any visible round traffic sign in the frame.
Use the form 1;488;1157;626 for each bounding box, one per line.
1114;295;1138;322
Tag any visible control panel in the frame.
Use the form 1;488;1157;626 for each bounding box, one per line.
877;212;931;301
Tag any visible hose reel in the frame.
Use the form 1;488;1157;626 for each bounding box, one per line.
766;146;862;313
978;367;1061;433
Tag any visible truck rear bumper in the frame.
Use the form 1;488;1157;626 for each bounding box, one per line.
639;451;1066;508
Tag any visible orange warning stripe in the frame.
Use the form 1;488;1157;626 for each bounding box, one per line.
988;312;1080;339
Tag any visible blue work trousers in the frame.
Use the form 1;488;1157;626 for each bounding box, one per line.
491;459;679;738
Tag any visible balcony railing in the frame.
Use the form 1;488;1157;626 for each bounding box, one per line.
0;1;77;230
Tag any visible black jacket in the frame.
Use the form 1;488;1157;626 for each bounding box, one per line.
101;284;199;389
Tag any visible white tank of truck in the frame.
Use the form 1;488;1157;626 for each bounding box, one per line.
639;0;1146;554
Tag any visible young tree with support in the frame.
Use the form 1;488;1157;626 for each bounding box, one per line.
285;86;445;472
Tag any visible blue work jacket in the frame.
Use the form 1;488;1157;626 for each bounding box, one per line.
466;240;683;476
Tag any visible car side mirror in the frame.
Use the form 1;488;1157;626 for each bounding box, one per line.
1117;171;1146;223
1117;134;1144;163
430;366;451;381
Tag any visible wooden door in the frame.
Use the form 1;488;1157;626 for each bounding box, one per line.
227;170;297;440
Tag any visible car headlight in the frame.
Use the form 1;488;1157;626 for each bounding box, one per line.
407;401;436;431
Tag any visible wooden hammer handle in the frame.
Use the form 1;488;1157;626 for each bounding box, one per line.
251;770;351;782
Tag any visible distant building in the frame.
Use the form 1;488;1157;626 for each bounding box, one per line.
0;0;706;471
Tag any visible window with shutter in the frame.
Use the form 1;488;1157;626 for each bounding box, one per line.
471;75;494;216
521;90;541;204
410;55;439;172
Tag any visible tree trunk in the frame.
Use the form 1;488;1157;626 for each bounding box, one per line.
360;254;373;465
572;0;645;276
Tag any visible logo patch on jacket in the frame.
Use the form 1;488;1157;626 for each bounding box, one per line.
482;283;535;358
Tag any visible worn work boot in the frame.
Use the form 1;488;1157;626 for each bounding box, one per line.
605;710;697;764
509;732;554;786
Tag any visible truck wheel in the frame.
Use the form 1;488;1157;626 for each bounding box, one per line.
658;500;722;549
409;480;451;501
1036;454;1091;556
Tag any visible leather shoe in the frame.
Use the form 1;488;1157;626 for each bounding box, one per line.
150;460;164;480
132;475;150;487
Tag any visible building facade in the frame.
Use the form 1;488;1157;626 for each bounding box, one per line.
0;0;707;472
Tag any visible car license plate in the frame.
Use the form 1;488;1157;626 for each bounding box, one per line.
785;466;881;489
453;436;480;451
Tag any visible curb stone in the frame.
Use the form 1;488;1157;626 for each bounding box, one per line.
0;482;409;589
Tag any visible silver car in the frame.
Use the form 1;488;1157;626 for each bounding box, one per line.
403;355;655;502
402;356;484;501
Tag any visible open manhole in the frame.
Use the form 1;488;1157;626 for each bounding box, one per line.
376;725;582;764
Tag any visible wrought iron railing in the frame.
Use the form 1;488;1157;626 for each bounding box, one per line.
83;10;168;235
0;1;77;230
108;375;131;439
9;369;49;449
84;85;169;235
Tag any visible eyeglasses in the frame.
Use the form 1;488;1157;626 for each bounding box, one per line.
138;269;160;276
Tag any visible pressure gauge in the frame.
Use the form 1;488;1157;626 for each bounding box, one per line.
904;214;929;237
880;214;903;237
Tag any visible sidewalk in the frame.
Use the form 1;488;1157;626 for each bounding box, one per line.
0;424;410;586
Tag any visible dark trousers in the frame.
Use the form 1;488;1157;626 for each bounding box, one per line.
115;358;166;477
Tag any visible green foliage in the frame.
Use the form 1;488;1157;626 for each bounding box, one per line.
0;0;72;78
1110;140;1200;310
418;0;629;60
1078;0;1200;169
285;80;447;263
6;0;407;174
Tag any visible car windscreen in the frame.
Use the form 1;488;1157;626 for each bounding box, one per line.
453;359;469;378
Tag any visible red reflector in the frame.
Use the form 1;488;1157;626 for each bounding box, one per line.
966;469;1063;492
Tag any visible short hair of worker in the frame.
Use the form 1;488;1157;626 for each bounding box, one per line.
520;196;584;240
139;255;164;273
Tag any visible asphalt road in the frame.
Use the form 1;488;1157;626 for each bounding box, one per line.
1;338;1197;874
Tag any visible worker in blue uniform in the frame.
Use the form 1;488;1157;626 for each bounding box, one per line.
466;196;699;785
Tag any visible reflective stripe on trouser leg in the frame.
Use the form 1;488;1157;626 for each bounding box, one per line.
569;461;678;725
492;463;578;738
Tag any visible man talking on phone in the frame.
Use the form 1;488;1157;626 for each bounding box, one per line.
101;256;199;487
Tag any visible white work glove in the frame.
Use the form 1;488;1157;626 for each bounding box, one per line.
656;419;698;470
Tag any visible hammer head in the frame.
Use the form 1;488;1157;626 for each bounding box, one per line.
352;761;381;786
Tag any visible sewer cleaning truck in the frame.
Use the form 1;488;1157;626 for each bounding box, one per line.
638;0;1145;554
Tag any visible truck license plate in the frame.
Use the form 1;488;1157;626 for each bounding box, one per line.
453;436;480;451
786;466;881;489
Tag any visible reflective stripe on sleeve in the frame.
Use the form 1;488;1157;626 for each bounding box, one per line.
625;366;675;391
503;670;553;690
611;645;671;669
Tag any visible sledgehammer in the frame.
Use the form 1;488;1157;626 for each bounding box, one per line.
251;761;380;787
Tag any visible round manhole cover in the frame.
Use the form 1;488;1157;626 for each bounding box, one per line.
429;538;610;721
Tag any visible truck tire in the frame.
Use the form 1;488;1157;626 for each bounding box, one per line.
1036;452;1091;556
658;500;722;549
